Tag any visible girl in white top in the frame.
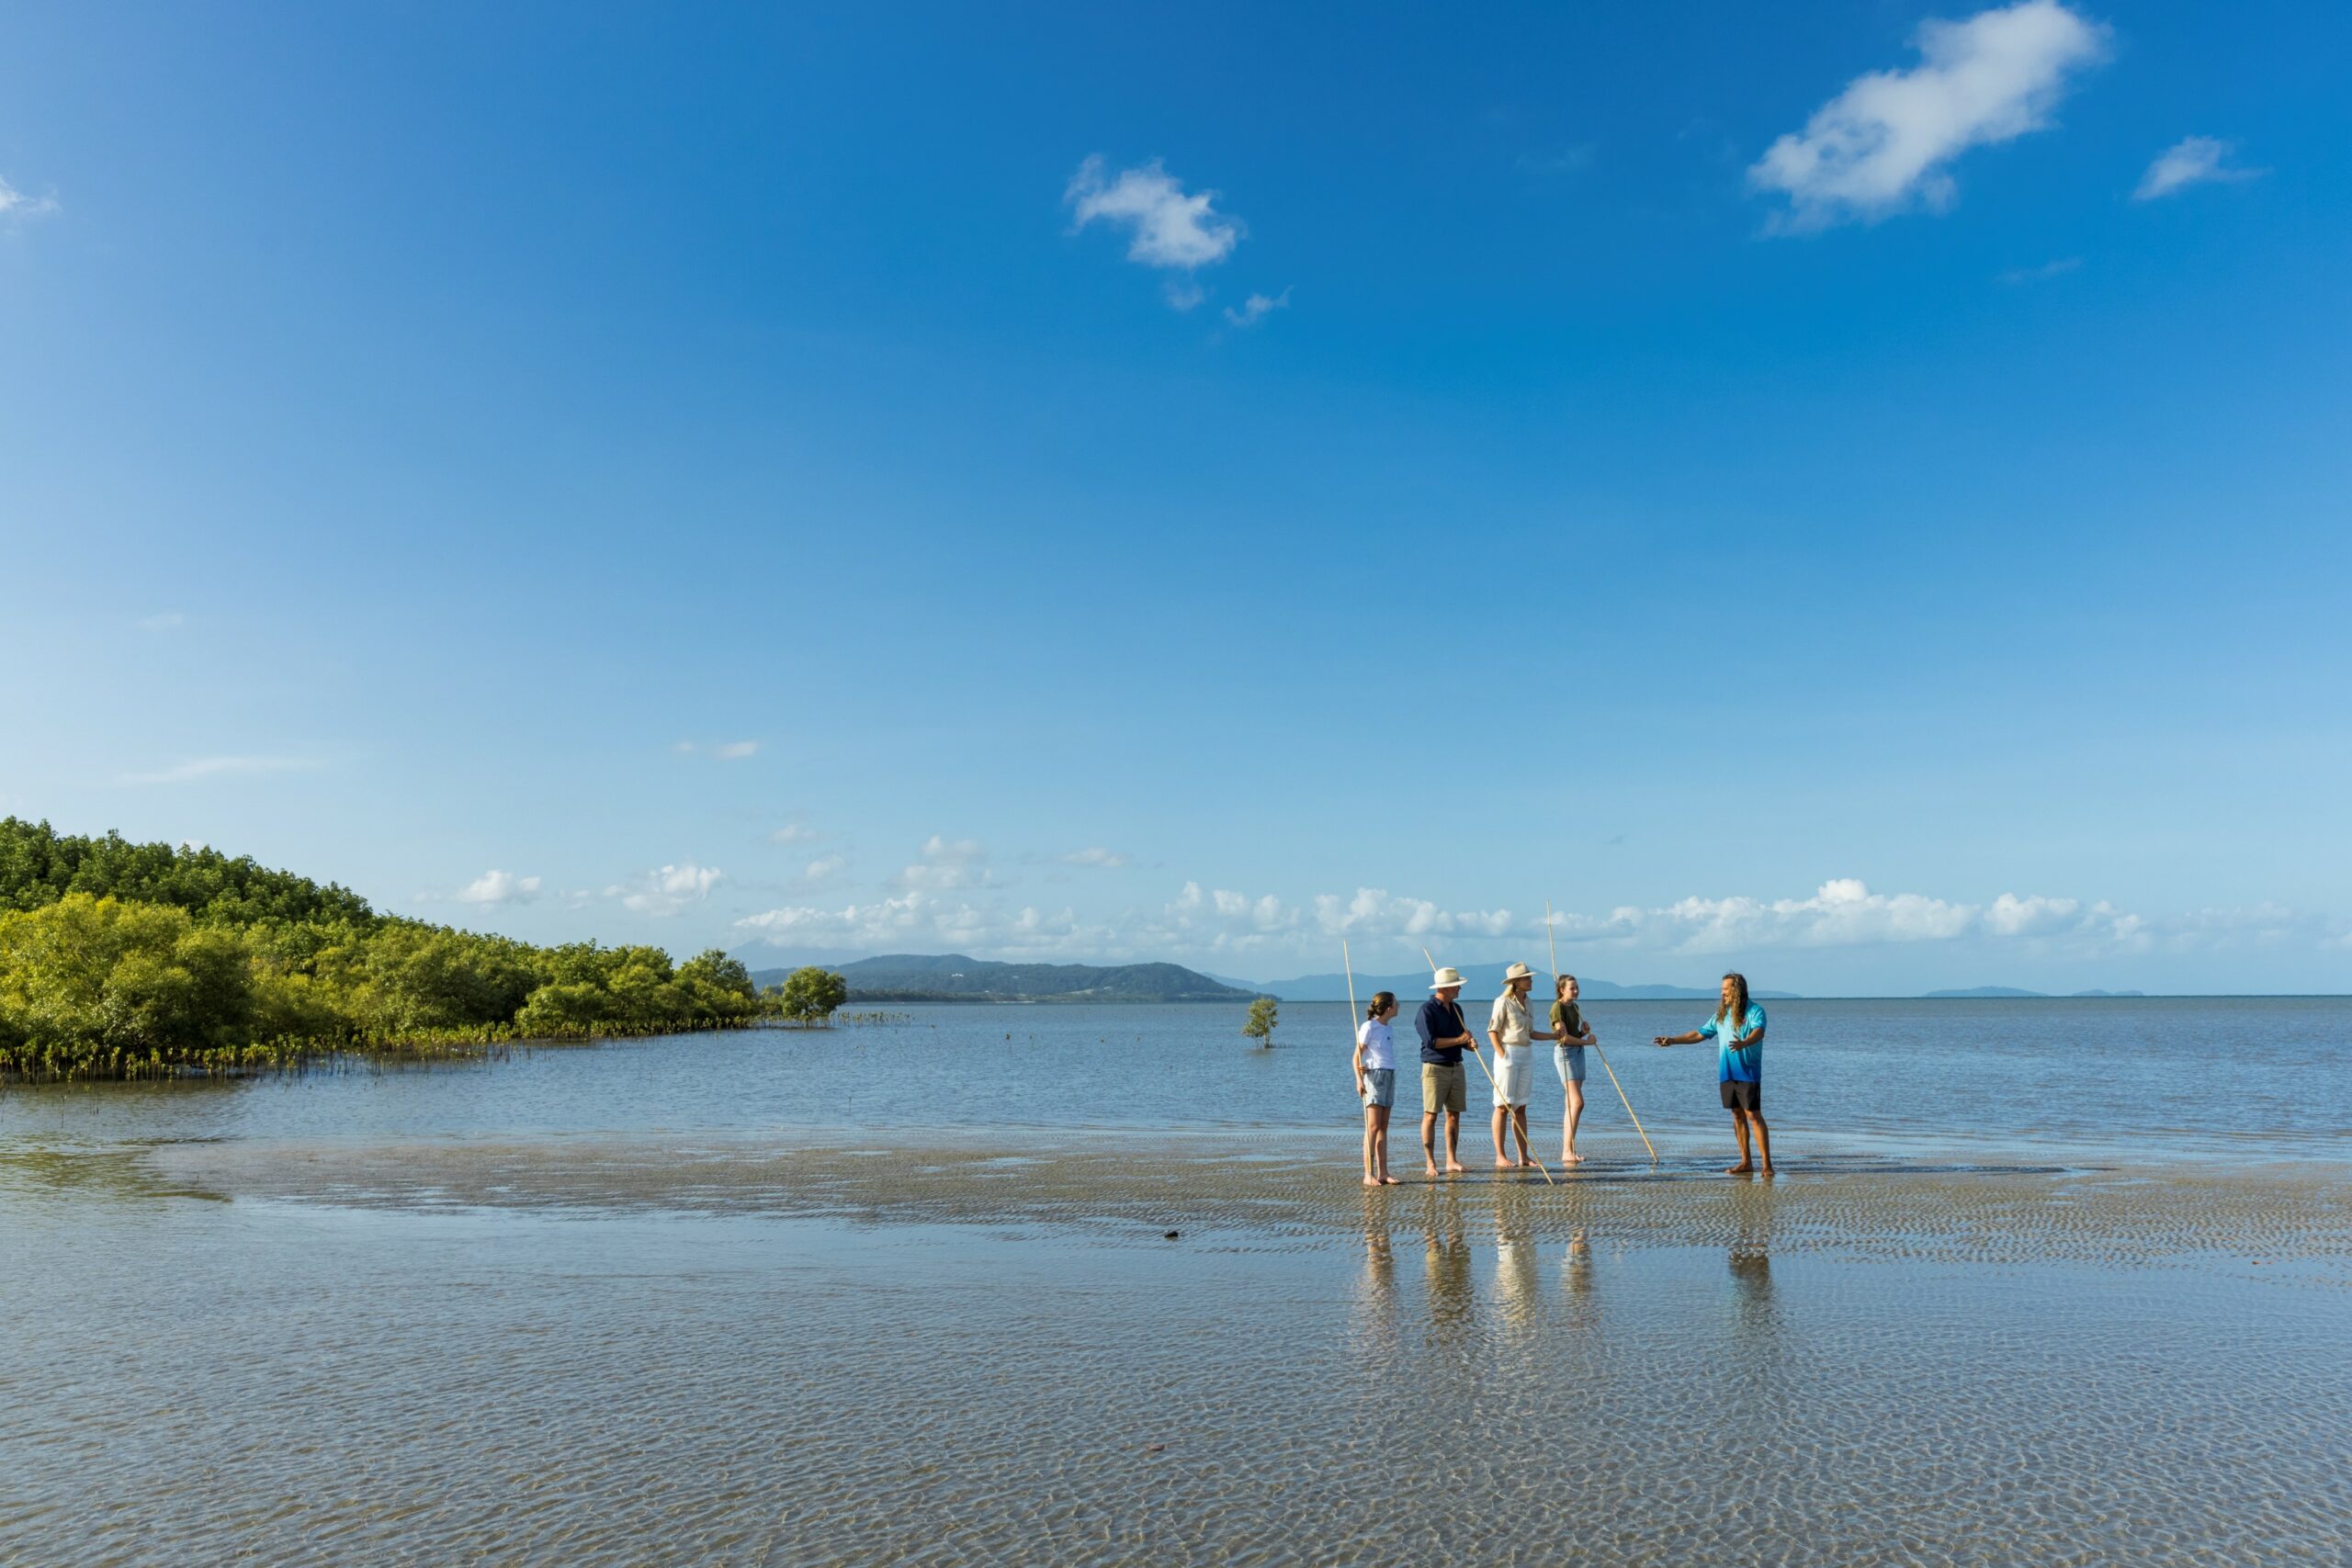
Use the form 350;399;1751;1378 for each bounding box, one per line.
1352;991;1400;1187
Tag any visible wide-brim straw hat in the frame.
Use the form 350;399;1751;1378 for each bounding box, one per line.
1503;961;1535;983
1429;966;1466;990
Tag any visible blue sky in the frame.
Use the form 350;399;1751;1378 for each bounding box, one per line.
3;1;2346;994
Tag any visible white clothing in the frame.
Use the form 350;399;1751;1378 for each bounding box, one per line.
1492;1044;1534;1108
1356;1017;1396;1072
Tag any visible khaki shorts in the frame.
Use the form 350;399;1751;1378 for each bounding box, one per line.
1420;1062;1466;1115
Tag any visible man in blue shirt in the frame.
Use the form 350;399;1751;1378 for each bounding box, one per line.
1416;967;1481;1177
1655;972;1772;1175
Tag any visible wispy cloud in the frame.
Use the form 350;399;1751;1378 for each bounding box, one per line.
892;834;992;892
136;611;187;632
1223;288;1291;328
2133;136;2264;201
0;175;60;222
119;755;325;786
605;863;724;916
800;852;848;886
1997;255;2082;284
713;740;759;760
1749;0;2108;232
453;869;542;906
770;821;821;845
1061;847;1129;869
1067;155;1243;273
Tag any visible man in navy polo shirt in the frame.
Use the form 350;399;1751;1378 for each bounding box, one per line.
1417;966;1481;1177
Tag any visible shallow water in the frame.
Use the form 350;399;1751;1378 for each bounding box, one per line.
3;999;2348;1564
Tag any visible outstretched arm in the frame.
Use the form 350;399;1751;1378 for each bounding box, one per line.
1653;1031;1705;1047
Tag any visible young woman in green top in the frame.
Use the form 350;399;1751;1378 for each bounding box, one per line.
1549;974;1596;1165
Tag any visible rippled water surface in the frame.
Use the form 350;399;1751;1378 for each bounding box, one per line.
3;999;2347;1564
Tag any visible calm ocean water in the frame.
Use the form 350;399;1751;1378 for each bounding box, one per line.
4;997;2344;1162
4;997;2346;1564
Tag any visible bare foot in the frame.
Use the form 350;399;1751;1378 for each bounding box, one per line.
1518;1157;1540;1169
1495;1156;1518;1169
1444;1160;1468;1175
1560;1151;1585;1165
1724;1162;1755;1175
1425;1162;1442;1179
1759;1164;1776;1178
1363;1177;1381;1188
1381;1175;1402;1185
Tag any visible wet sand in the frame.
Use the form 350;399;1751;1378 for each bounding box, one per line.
1;1134;2345;1565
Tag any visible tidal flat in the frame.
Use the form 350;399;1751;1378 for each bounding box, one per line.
4;1130;2347;1565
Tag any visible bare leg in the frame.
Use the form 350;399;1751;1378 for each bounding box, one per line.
1725;1110;1755;1174
1363;1103;1381;1186
1562;1082;1586;1163
1374;1106;1397;1182
1512;1105;1534;1167
1422;1111;1442;1177
1751;1112;1773;1176
1492;1102;1514;1168
1443;1110;1466;1174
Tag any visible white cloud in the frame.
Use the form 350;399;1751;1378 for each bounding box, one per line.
2133;136;2263;201
801;852;848;886
119;755;325;786
713;739;759;760
892;834;992;891
1067;155;1243;271
136;611;187;632
1997;256;2082;285
1061;847;1129;869
1308;887;1516;942
1749;1;2107;231
1223;288;1291;328
0;176;59;221
770;820;820;845
454;869;542;906
610;862;724;916
1163;278;1207;311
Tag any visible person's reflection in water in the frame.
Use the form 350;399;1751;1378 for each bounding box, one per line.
1726;1181;1781;1347
1560;1230;1600;1334
1421;1190;1475;1337
1354;1194;1402;1361
1487;1180;1541;1340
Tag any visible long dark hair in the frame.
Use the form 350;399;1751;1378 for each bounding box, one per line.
1366;990;1396;1021
1714;972;1751;1026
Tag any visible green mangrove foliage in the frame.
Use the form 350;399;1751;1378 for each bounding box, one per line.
0;818;839;1078
766;965;849;1024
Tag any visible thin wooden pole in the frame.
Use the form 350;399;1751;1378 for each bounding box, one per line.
1420;946;1555;1186
1547;900;1657;1164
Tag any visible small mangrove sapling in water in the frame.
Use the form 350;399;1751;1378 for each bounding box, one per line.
1241;997;1279;1048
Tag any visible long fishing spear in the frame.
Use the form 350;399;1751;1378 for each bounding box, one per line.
1419;945;1555;1186
1547;899;1657;1164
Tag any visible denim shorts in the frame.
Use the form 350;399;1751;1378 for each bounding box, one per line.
1360;1067;1396;1109
1555;1044;1588;1086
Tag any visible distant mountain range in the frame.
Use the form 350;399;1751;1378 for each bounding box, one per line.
743;952;2152;1004
748;953;1252;1003
1923;987;2150;999
1244;963;1803;1002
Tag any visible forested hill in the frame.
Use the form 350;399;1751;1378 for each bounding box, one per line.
750;953;1252;1002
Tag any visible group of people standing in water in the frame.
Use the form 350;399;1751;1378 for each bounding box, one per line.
1350;966;1770;1184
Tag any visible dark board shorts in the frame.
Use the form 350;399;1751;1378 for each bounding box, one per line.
1720;1079;1762;1112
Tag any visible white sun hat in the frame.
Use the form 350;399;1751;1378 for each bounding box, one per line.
1429;966;1466;990
1502;961;1535;984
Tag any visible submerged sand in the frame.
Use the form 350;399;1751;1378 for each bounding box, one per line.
146;1131;2352;1278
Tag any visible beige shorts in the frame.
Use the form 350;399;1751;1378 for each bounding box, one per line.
1420;1062;1466;1115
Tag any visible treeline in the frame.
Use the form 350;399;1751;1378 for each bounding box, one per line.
0;818;832;1079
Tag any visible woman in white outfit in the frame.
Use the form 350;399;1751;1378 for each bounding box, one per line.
1487;962;1540;1168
